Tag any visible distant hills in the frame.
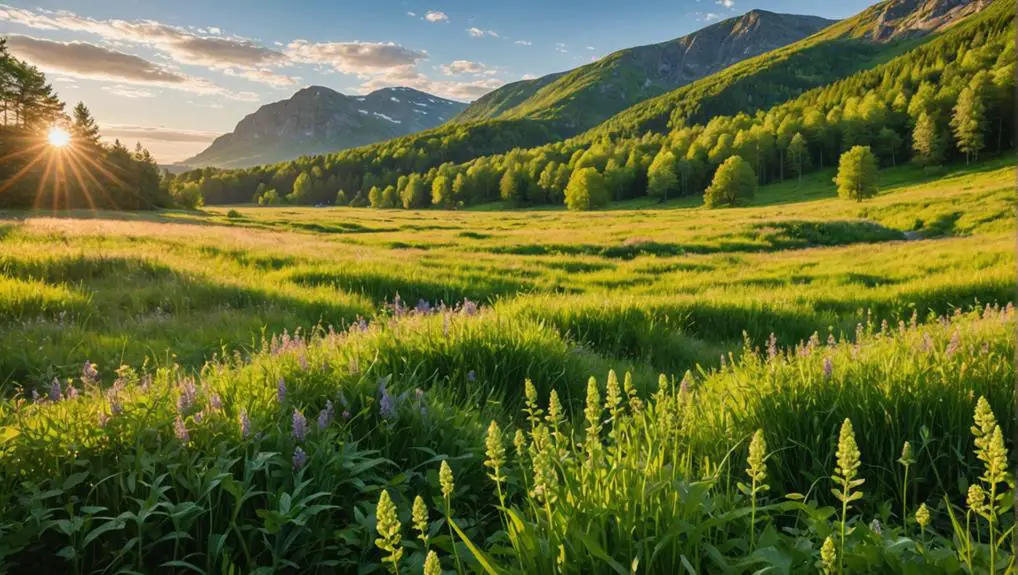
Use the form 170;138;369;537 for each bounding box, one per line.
454;10;836;134
181;86;466;169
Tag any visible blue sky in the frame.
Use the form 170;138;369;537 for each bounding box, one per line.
0;0;875;162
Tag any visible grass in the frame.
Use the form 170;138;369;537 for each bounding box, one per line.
0;158;1014;573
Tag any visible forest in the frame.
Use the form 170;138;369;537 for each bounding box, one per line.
167;0;1014;211
0;39;168;210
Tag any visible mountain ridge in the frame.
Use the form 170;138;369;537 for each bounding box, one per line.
181;86;466;169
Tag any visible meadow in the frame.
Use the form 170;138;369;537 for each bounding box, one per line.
0;158;1015;573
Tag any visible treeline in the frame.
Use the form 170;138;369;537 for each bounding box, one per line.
0;38;168;210
179;1;1014;210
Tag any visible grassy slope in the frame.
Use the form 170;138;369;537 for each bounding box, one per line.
1;158;1012;389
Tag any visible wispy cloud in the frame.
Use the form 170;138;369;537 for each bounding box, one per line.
440;59;486;75
716;0;735;8
102;84;156;98
286;40;427;74
514;40;532;46
466;27;498;38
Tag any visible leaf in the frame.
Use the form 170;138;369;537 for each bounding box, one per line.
82;518;125;547
568;524;628;575
62;472;90;491
449;517;503;575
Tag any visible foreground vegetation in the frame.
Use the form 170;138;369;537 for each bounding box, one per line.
1;150;1015;572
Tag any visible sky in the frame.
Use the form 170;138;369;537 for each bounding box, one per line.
0;0;877;163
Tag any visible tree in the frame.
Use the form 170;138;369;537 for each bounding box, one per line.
704;156;756;208
564;167;609;211
647;151;677;202
400;174;428;209
786;132;809;185
171;181;204;210
382;185;399;208
912;112;945;166
368;185;383;208
499;168;525;205
874;127;902;167
71;102;100;147
431;175;453;208
452;173;469;205
950;82;987;164
292;172;312;202
834;146;879;202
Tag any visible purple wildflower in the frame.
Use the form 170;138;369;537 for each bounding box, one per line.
466;370;476;382
239;410;251;438
194;410;205;425
378;380;396;420
110;396;123;417
292;409;307;441
48;379;62;402
177;378;197;413
823;357;833;379
174;415;189;443
945;331;960;357
293;447;307;470
98;412;110;428
209;393;223;411
298;354;309;372
461;298;478;316
81;361;99;385
416;299;432;314
277;377;287;405
318;400;334;430
338;391;349;409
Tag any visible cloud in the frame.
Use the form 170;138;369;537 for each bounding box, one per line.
223;68;298;87
716;0;735;8
424;10;448;23
286;40;427;74
6;35;256;99
585;46;595;51
441;59;486;75
704;13;721;21
466;27;498;38
521;73;536;80
0;4;289;84
514;40;532;46
102;84;156;98
555;42;568;53
359;66;503;101
406;11;417;17
101;124;221;143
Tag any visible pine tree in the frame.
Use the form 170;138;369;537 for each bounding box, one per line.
834;146;879;202
874;127;902;167
912;112;945;166
71;102;100;147
950;81;987;164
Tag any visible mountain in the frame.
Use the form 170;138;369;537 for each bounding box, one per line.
181;86;466;168
453;10;836;134
592;0;995;139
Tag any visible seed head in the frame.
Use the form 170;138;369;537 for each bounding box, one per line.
819;536;836;574
423;551;441;575
898;441;915;466
412;495;429;540
292;409;307;441
293;447;307;470
584;376;602;437
915;503;931;530
836;419;862;484
604;370;622;414
484;420;506;479
524;379;538;407
966;484;986;515
439;460;455;499
374;490;404;572
623;371;643;412
546;390;564;427
513;429;527;460
746;429;768;486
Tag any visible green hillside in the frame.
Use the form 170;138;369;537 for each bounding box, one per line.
452;72;566;123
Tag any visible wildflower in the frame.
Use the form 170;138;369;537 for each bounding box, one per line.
484;420;507;489
828;333;837;346
239;409;251;438
766;333;778;361
823;357;834;379
177;378;197;413
915;503;931;531
375;490;404;574
174;415;189;443
623;371;643;413
277;377;287;404
342;410;351;419
679;372;691;396
65;385;79;400
379;389;396;420
293;447;307;470
423;551;441;575
746;430;768;486
966;484;986;515
819;536;836;574
920;333;933;353
531;449;558;505
298;353;309;371
899;441;915;466
584;376;602;437
981;425;1009;487
412;495;429;542
415;299;431;314
869;518;882;535
194;410;205;424
461;298;478;316
81;361;99;385
835;419;863;492
292;409;307;441
31;389;39;402
513;429;527;460
439;460;455;499
945;331;960;356
466;370;476;382
318;400;334;430
348;358;361;375
809;331;821;351
209;393;223;411
98;412;110;428
546;390;565;428
48;379;62;402
605;370;622;414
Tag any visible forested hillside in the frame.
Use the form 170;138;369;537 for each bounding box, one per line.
0;39;168;210
453;11;833;133
170;0;1011;212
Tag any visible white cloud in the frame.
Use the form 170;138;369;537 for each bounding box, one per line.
585;46;595;51
555;42;568;53
466;27;498;38
441;59;486;75
286;40;427;74
359;65;503;101
406;11;417;17
424;10;448;23
514;40;532;46
102;84;156;98
704;12;721;21
716;0;735;8
521;73;536;80
224;67;298;87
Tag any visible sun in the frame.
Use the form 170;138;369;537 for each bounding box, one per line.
47;126;71;148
